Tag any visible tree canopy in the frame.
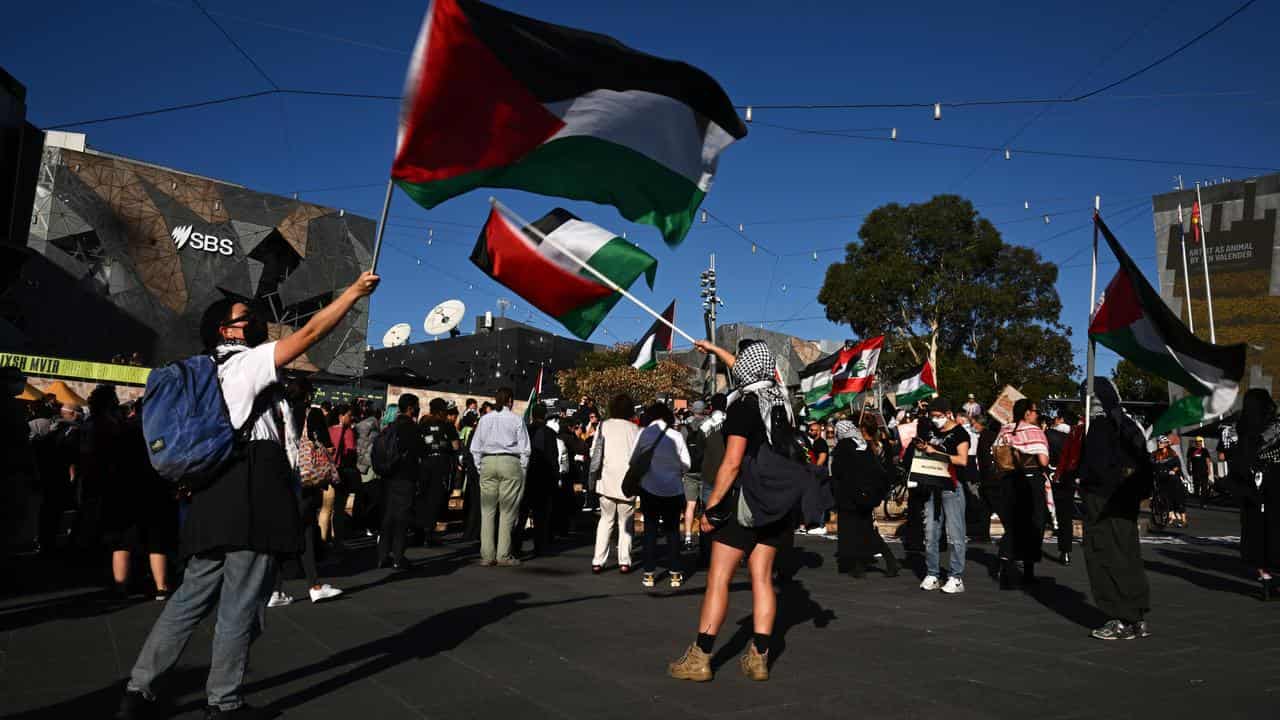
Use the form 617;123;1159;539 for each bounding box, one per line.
1111;358;1169;403
818;194;1076;403
555;345;696;413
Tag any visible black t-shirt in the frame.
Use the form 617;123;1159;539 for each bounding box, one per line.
926;425;970;486
419;418;459;456
809;436;830;465
724;396;769;458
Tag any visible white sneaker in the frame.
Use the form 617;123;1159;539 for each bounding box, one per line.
941;577;965;594
267;591;294;608
309;584;344;603
807;527;828;536
919;576;941;591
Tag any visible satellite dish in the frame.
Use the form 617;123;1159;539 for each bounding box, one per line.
425;299;466;337
382;322;412;348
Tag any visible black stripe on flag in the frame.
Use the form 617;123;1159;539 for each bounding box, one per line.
457;0;747;140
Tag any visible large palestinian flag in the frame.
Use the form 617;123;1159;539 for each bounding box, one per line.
889;361;936;407
1088;214;1246;433
799;336;884;420
471;206;657;339
392;0;747;245
629;300;675;371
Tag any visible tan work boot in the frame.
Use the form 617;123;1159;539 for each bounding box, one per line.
740;644;769;681
668;643;713;682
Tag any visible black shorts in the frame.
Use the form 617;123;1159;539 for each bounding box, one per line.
710;506;794;552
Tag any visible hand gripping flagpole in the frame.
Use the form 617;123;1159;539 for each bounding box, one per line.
368;178;396;273
489;197;698;345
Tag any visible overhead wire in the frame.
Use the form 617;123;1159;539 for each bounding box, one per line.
736;0;1258;112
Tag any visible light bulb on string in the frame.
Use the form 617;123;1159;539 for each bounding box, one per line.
933;103;942;120
812;251;818;261
745;106;753;123
890;127;897;141
738;223;744;232
1042;215;1051;225
416;257;421;266
1004;148;1011;161
1024;200;1030;210
751;243;757;254
701;209;708;224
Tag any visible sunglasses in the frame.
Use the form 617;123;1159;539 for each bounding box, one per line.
221;313;256;327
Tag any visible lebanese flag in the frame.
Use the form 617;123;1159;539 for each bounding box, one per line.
831;336;883;395
1088;214;1245;432
471;205;657;340
392;0;747;246
890;361;937;407
628;300;675;371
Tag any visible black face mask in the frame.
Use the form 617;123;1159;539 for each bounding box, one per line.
243;316;269;347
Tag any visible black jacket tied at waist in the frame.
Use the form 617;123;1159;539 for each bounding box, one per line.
180;439;302;558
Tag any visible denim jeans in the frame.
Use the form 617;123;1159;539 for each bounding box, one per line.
924;488;967;579
127;550;275;710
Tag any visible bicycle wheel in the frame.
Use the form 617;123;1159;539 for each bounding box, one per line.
1149;489;1169;530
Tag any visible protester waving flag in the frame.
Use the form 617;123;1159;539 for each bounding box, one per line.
629;301;675;370
523;366;543;423
391;0;747;246
471;206;657;340
889;361;937;407
1089;214;1246;433
799;336;883;420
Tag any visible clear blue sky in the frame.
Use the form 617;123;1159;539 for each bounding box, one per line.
6;0;1278;383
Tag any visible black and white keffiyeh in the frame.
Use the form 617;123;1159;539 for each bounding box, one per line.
728;341;789;442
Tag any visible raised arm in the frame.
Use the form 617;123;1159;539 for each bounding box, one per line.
275;271;379;368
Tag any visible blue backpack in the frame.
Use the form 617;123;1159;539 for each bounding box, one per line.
142;355;238;483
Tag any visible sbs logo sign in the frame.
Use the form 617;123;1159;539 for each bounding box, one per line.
171;224;234;256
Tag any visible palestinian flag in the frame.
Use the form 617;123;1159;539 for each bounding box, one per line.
472;206;657;340
523;366;543;423
392;0;747;246
1088;214;1246;433
629;300;675;371
799;336;883;420
889;361;936;407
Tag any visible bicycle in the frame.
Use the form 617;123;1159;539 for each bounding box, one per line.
881;469;910;520
1148;479;1170;531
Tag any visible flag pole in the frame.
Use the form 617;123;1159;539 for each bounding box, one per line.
1176;203;1195;333
490;197;698;345
369;178;396;273
1085;195;1100;432
1194;182;1218;343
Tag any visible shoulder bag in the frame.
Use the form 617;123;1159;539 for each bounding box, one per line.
298;416;339;489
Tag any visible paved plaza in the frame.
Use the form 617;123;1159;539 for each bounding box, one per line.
3;505;1279;720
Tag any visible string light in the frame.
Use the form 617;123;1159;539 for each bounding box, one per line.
1004;148;1012;160
701;209;708;223
933;103;942;120
738;223;744;232
745;106;753;123
1024;200;1030;209
1042;215;1051;224
890;127;897;141
751;243;757;254
811;251;818;261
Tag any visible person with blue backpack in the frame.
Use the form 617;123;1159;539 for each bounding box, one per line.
117;270;379;720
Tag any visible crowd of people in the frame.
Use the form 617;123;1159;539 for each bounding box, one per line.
3;271;1280;713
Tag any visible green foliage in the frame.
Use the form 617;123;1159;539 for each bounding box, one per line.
556;344;696;412
1111;358;1169;403
819;194;1076;405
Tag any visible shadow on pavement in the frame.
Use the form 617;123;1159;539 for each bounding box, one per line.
227;591;608;715
1146;547;1259;598
709;576;835;671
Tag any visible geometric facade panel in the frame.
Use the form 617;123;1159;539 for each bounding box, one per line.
13;143;374;374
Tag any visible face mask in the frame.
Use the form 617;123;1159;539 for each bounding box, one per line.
931;416;947;430
243;316;269;347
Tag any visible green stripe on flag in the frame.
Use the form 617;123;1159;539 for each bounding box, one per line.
396;136;704;246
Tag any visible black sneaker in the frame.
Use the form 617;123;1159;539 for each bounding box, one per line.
1134;620;1151;638
116;690;163;720
1090;620;1137;640
204;703;273;719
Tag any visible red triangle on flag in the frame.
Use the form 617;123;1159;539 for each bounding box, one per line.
1089;266;1144;336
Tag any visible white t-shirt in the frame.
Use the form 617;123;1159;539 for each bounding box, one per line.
216;342;285;443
